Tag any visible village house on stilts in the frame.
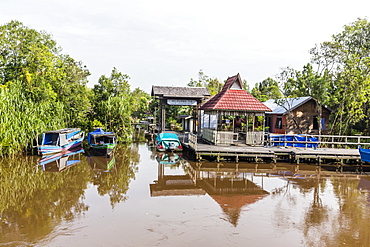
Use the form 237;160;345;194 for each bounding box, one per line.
199;73;271;146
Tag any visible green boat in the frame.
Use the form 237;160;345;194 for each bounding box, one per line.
87;128;116;156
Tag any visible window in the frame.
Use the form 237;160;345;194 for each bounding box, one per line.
313;116;325;130
313;116;319;130
275;116;283;129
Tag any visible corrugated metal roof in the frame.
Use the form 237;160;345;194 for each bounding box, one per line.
151;86;210;97
200;74;271;112
263;97;312;114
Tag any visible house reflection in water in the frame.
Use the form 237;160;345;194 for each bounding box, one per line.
189;165;269;226
150;155;269;226
38;147;84;172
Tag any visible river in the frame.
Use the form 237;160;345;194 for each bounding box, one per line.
1;142;370;247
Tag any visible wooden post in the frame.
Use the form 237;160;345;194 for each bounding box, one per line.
161;101;166;132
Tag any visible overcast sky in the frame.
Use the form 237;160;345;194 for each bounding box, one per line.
2;0;369;93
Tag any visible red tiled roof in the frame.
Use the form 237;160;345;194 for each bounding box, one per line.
200;74;272;112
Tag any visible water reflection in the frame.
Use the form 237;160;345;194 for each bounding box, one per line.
155;152;182;165
0;153;90;246
38;146;84;172
151;152;206;197
189;165;270;227
0;144;137;246
88;154;116;172
2;143;370;246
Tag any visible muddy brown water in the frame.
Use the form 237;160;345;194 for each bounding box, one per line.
1;143;370;247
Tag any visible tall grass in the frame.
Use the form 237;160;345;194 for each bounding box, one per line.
0;81;66;156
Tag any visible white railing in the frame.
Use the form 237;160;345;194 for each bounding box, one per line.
188;133;198;150
267;134;370;148
202;129;238;145
246;131;264;146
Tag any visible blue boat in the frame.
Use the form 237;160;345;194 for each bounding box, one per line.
87;128;116;157
359;146;370;163
155;132;183;152
38;146;84;172
38;128;84;155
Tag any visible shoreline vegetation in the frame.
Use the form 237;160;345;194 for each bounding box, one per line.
1;18;370;155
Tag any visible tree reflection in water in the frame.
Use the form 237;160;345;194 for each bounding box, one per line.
88;144;138;207
0;143;138;246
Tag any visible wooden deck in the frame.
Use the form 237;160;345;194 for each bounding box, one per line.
181;138;360;164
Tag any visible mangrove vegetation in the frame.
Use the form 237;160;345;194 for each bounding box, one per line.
0;21;149;155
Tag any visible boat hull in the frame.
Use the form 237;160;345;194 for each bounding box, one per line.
359;146;370;163
87;128;116;156
89;143;116;156
38;136;84;155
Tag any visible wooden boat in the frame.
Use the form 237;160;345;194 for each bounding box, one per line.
38;146;84;172
359;146;370;163
87;128;116;156
38;128;84;155
155;132;183;152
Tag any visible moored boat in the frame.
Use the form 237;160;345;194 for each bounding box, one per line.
155;132;183;152
38;128;84;155
359;145;370;163
87;128;116;156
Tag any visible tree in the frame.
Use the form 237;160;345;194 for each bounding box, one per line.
309;18;370;135
188;69;222;96
251;77;282;102
131;87;150;120
0;20;90;154
280;64;330;135
92;68;146;142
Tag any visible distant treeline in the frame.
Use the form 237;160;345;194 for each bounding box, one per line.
0;21;150;155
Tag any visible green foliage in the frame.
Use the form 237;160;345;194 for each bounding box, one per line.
92;68;151;142
0;20;91;154
188;69;222;96
251;77;282;102
131;88;151;120
308;18;370;135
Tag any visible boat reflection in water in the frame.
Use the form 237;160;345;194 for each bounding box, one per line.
38;146;84;172
150;153;206;197
155;152;182;165
88;155;115;172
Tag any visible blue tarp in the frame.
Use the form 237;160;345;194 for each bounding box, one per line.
270;134;318;148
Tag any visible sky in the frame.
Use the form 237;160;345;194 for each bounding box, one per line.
1;0;370;93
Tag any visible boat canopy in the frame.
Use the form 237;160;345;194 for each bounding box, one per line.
87;128;116;143
156;132;179;142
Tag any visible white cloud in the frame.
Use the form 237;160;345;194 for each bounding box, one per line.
1;0;369;91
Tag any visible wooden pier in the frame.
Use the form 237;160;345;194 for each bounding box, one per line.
180;133;362;165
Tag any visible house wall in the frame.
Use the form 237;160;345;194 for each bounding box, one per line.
267;99;331;135
285;100;330;134
267;114;286;134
